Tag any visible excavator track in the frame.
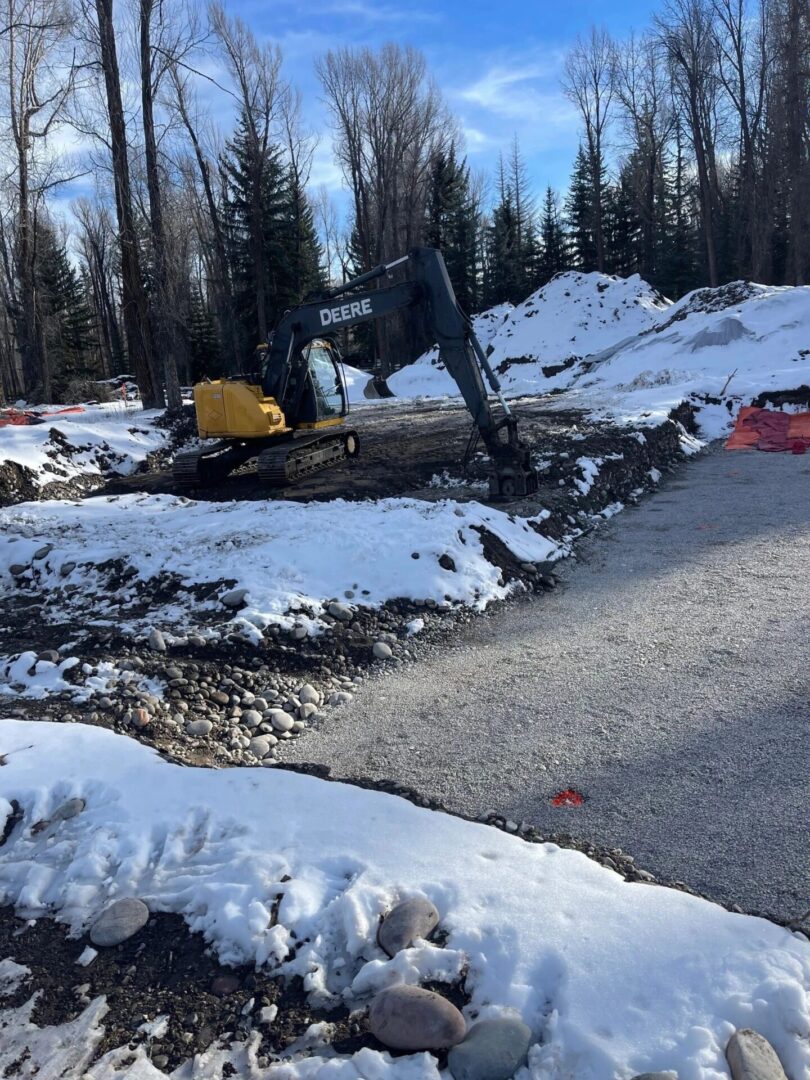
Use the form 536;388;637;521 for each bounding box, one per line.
172;441;256;487
257;430;359;486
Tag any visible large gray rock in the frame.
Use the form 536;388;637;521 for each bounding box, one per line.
328;601;353;621
51;798;85;823
298;683;320;705
368;985;465;1051
447;1017;532;1080
373;641;393;660
221;588;248;609
90;898;149;947
241;709;263;728
378;898;439;957
269;709;294;732
147;628;166;653
726;1029;788;1080
186;718;213;737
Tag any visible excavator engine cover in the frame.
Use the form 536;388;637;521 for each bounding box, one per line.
194;380;289;439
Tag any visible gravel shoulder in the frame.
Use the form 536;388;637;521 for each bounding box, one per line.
284;447;810;922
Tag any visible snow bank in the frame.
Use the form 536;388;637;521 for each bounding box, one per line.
561;281;810;439
1;719;808;1079
0;401;168;489
389;276;667;400
340;362;375;405
486;272;670;394
0;493;560;643
388;303;513;399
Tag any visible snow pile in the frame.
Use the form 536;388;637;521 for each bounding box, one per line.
0;401;168;492
339;361;376;405
0;652;163;702
0;493;561;643
388;303;513;398
567;281;810;438
486;272;671;393
1;719;809;1078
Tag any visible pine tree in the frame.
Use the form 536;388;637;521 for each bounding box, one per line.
36;226;98;398
538;186;568;283
565;146;599;271
605;168;642;276
186;286;222;382
425;147;480;311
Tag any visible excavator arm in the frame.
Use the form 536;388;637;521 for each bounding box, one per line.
263;247;538;499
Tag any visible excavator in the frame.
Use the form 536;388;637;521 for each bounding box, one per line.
173;246;538;498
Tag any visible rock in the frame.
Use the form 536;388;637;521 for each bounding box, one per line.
33;544;53;560
447;1017;533;1080
211;973;240;996
51;798;86;822
378;897;440;957
328;601;353;621
298;702;318;721
9;563;28;577
291;625;308;640
90;898;149;947
37;649;60;664
241;709;263;728
147;628;166;653
373;641;393;660
249;736;275;759
210;690;230;706
60;561;76;577
268;709;294;733
131;708;150;729
438;553;456;572
298;683;320;705
221;588;248;609
368;985;465;1052
726;1029;788;1080
328;691;353;707
252;697;269;713
186;719;213;737
164;666;183;680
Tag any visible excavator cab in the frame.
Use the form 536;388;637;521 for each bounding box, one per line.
267;339;348;428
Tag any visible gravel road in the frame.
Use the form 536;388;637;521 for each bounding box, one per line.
287;447;810;922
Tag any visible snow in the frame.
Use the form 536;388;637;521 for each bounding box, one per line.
1;719;809;1079
340;362;375;405
0;401;168;488
385;274;810;444
560;282;810;439
0;493;562;644
387;303;513;399
0;651;164;702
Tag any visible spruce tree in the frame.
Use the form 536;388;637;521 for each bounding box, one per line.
538;186;568;283
565;146;598;271
36;226;98;398
186;286;223;382
425;148;480;312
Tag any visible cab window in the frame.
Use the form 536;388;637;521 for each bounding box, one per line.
306;344;345;419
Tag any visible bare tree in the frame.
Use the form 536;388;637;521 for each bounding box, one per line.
74;197;123;377
657;0;723;285
563;27;616;273
0;0;78;398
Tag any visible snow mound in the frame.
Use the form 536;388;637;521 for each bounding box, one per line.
0;402;168;498
565;281;810;439
486;272;671;393
340;362;376;405
1;719;809;1078
387;303;513;399
0;493;560;645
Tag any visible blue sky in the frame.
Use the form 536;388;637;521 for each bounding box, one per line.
236;0;660;205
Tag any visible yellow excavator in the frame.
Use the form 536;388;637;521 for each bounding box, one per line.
174;247;537;499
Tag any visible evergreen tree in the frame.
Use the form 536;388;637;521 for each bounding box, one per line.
605;168;642;276
538;186;568;283
36;226;98;398
564;146;599;271
425;147;480;312
186;286;223;382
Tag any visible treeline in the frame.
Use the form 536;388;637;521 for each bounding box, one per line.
0;0;808;402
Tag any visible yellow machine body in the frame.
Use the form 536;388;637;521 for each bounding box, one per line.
193;381;291;440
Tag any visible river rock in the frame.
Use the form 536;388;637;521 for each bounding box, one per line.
51;797;86;822
186;719;213;737
60;561;76;577
241;709;262;728
373;641;393;660
221;588;248;609
447;1017;532;1080
328;601;353;621
147;628;166;653
249;736;275;759
328;691;353;706
298;683;320;705
368;985;465;1051
378;897;439;957
33;544;53;560
90;898;149;947
726;1029;788;1080
269;709;294;732
37;649;60;664
9;564;28;577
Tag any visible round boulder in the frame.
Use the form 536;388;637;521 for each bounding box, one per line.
268;709;295;733
726;1029;788;1080
90;898;149;947
447;1017;532;1080
372;641;393;660
378;897;439;957
368;985;465;1051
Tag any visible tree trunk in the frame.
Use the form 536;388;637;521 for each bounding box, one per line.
94;0;161;407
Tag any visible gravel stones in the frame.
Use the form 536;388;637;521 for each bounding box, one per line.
447;1017;532;1080
372;641;393;660
147;628;166;653
378;897;439;957
186;719;213;737
726;1029;788;1080
368;985;466;1051
89;898;149;947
